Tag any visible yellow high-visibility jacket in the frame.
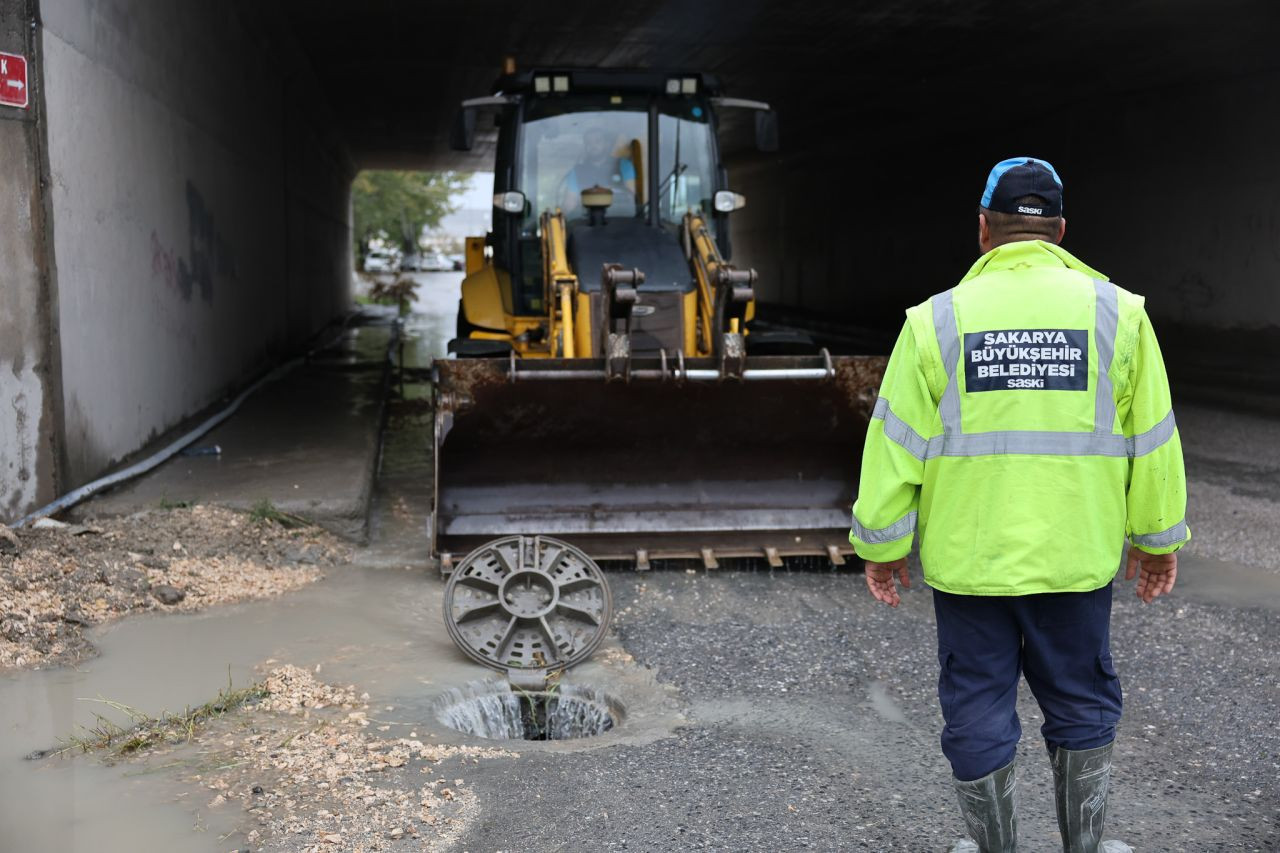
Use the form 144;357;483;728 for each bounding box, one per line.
850;240;1189;596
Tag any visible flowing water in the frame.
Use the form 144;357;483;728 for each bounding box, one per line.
0;273;468;852
0;271;685;851
435;679;622;741
0;565;464;852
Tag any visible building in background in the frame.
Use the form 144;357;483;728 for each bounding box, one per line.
421;173;494;253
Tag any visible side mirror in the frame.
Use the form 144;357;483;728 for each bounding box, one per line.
713;191;746;213
754;110;779;153
450;107;477;152
493;191;526;214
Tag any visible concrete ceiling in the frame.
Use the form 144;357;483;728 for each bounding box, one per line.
280;0;1280;170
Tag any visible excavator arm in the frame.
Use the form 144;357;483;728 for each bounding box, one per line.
684;211;757;372
540;210;580;357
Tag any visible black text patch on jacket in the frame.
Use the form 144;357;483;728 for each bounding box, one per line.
963;329;1089;391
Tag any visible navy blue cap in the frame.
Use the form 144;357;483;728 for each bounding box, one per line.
980;157;1063;217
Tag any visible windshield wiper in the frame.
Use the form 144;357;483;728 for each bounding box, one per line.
658;163;687;201
639;162;686;220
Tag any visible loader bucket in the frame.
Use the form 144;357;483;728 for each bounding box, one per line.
430;353;887;569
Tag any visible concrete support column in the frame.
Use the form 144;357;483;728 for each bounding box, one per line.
0;0;63;519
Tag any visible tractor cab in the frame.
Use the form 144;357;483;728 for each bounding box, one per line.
449;68;776;359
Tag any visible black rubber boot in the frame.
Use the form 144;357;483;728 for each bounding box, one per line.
951;758;1018;853
1051;742;1132;853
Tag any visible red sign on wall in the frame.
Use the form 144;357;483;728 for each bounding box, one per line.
0;51;30;109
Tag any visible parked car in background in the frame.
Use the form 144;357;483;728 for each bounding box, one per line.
363;249;398;273
448;253;465;271
423;252;452;271
400;252;423;272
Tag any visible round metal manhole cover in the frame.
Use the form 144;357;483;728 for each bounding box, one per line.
443;536;613;673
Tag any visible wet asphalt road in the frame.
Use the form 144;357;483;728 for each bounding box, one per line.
448;398;1280;852
453;567;1278;852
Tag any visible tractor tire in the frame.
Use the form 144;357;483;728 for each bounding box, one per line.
456;299;477;340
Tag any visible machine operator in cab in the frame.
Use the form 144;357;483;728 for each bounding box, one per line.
850;158;1188;853
560;126;636;215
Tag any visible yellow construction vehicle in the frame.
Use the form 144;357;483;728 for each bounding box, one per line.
434;67;886;573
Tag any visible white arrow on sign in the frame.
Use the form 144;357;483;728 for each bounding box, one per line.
6;80;24;91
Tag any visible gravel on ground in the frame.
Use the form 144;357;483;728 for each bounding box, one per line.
0;505;351;671
456;567;1279;851
1178;401;1280;572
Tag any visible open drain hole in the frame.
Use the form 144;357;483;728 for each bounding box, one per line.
435;680;623;741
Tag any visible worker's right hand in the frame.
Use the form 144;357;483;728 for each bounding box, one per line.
1125;545;1178;604
864;558;910;607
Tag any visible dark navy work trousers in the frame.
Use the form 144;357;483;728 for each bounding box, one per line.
932;583;1123;782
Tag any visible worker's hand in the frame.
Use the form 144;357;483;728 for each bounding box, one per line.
864;558;910;607
1125;545;1178;604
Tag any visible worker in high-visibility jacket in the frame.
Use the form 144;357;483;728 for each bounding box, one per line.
850;157;1188;853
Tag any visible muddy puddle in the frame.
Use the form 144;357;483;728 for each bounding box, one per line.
0;273;683;851
0;566;439;851
0;563;680;851
0;276;457;852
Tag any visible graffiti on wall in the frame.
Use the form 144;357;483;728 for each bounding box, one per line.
1;372;40;520
150;230;176;290
150;180;237;301
9;392;30;485
178;181;214;301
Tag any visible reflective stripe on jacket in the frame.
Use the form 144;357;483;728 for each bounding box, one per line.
850;240;1189;596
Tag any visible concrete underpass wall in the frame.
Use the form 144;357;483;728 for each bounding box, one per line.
37;0;353;489
731;70;1280;383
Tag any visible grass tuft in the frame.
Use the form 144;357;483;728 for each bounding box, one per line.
248;498;309;529
50;678;267;760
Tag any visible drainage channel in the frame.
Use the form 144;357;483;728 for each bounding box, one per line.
436;679;623;741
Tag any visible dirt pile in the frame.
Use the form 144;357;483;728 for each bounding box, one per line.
0;505;351;670
179;664;517;851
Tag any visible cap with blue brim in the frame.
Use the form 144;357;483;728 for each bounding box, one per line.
981;157;1063;217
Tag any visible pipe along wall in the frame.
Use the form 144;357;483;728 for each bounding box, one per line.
0;0;354;518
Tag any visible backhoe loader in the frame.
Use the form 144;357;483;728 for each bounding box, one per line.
435;67;886;576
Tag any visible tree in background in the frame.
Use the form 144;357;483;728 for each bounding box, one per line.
352;171;471;264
